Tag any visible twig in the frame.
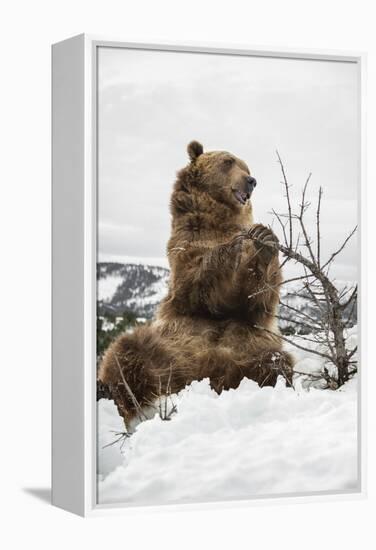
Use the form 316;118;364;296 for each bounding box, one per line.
253;324;332;361
279;297;322;327
341;285;358;310
321;226;358;270
276;150;293;250
298;173;315;264
316;186;323;267
113;352;148;421
344;295;358;328
247;272;316;300
347;346;358;360
275;314;321;333
102;430;130;450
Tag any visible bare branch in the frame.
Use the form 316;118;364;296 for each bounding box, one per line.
247;272;315;300
275;314;321;333
298;173;316;264
253;324;333;361
285;332;329;345
316;186;323;267
271;208;288;247
265;154;358;387
341;285;358;310
347;346;358;360
276;150;293;249
278;298;322;327
102;431;130;450
344;296;357;328
321;226;358;270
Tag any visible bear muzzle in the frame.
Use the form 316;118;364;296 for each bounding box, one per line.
233;177;257;205
247;176;257;193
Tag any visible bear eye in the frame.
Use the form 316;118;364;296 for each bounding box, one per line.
223;157;234;167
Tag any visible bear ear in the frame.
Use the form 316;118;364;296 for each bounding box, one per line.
187;140;204;162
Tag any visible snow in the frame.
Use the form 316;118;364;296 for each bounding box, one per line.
97;329;359;506
98;316;115;331
97;274;123;302
127;277;169;310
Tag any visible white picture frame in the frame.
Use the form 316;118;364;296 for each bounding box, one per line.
52;34;367;517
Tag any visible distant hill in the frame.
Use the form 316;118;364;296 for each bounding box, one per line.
97;262;169;319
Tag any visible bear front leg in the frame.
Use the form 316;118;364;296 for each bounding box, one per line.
245;349;295;388
235;224;282;323
208;349;294;394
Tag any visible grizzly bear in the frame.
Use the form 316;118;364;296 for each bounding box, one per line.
98;141;294;429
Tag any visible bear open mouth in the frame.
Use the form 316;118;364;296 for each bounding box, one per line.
233;190;250;205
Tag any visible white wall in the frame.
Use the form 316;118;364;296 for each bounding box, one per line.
1;1;375;548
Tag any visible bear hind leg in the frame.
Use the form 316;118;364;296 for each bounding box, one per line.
98;326;175;429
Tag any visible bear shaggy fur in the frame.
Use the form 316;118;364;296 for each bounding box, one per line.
98;141;294;428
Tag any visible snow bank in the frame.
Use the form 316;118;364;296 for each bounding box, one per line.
97;370;358;505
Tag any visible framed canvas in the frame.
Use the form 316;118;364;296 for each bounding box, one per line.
52;35;366;516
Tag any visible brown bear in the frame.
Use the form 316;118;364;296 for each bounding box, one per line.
98;141;294;429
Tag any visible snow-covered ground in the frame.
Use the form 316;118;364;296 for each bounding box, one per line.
97;330;359;506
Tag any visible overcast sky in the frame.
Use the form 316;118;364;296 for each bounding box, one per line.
97;47;359;282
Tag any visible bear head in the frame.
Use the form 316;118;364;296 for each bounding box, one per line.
186;140;257;209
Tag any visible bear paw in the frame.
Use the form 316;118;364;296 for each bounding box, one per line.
248;224;279;264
